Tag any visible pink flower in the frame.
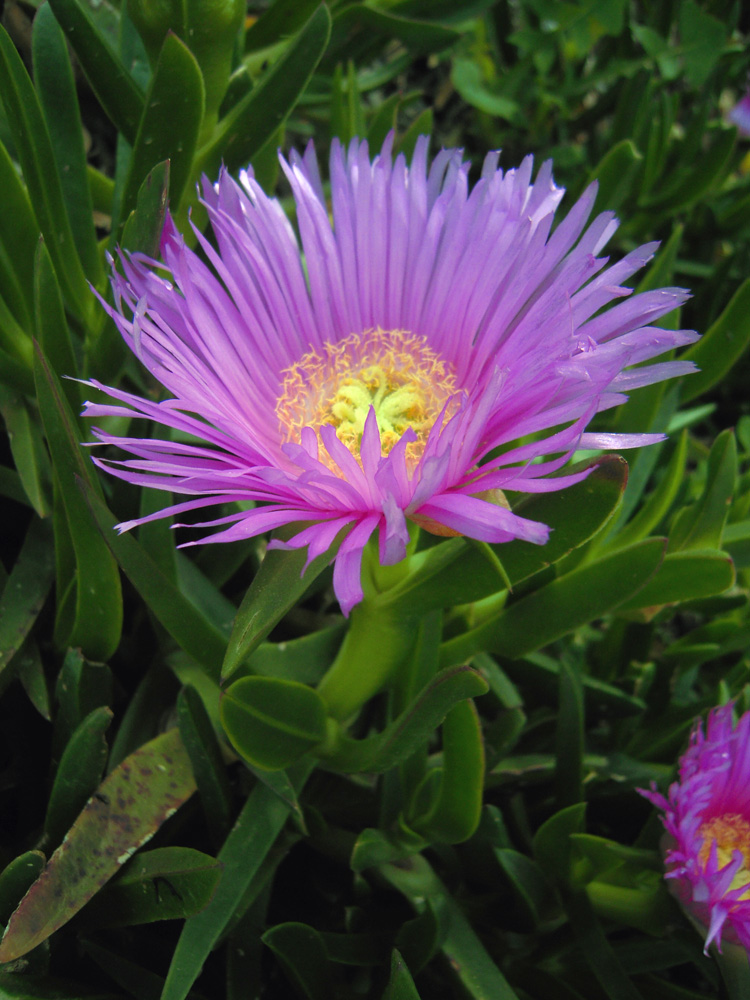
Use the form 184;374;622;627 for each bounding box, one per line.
641;705;750;953
83;136;698;614
729;94;750;137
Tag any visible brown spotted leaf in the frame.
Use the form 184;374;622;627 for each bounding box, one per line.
0;728;196;961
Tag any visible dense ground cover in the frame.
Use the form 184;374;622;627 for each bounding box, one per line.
1;0;750;997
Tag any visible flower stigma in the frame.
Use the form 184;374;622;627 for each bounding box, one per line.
276;328;464;471
699;813;750;898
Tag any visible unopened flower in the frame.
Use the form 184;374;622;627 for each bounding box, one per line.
641;704;750;953
84;136;698;614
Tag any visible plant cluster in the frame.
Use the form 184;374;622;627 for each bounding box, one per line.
0;1;750;999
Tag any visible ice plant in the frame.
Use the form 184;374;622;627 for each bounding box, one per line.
641;704;750;954
84;135;698;615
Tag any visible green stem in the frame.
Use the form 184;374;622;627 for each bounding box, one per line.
316;598;416;721
713;940;750;1000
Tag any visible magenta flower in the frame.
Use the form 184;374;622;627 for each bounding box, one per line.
84;136;698;614
729;94;750;137
641;705;750;953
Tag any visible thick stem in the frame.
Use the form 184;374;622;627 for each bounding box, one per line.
316;598;416;722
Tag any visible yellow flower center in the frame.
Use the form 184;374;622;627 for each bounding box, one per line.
699;813;750;898
276;328;463;471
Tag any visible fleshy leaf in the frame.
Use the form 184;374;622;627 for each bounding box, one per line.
0;728;196;961
381;457;628;615
0;517;54;690
121;161;171;257
161;762;312;1000
79;480;226;677
223;526;344;680
440;538;666;666
44;706;112;851
220;676;328;771
318;666;488;774
47;0;145;144
381;950;421;1000
409;699;484;844
79;846;222;927
0;25;91;321
195;4;332;177
34;343;123;661
32;3;103;284
117;33;204;225
261;922;335;1000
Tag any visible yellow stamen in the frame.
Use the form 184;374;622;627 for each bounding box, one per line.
276;328;464;472
699;813;750;898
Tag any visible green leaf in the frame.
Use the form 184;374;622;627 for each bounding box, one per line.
17;638;51;720
680;279;750;403
53;649;113;762
245;0;321;52
242;625;345;685
0;517;54;690
643;126;735;213
0;283;32;378
34;343;123;661
634;223;683;294
0;140;37;327
368;92;406;150
118;33;204;226
0;852;45;926
409;700;484;844
0;386;53;518
394;109;434;162
668;429;736;551
177;686;233;847
440;538;666;666
382;950;421;1000
383;457;628;615
326;6;458;69
34;238;81;415
350;827;427;873
679;0;726;88
608;431;688;550
223;525;345;680
532;802;587;886
0;25;92;321
195;4;331;177
615;548;735;611
221;676;328;771
587;139;643;213
47;0;145;145
318;666;488;774
566;890;646;1000
161;762;312;1000
381;855;520;1000
331;61;366;146
32;3;102;284
496;852;552;934
724;520;750;570
79;481;226;678
556;661;584;809
262;923;334;1000
44;706;112;851
0;729;196;962
120;161;171;257
451;58;520;121
80;847;222;927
